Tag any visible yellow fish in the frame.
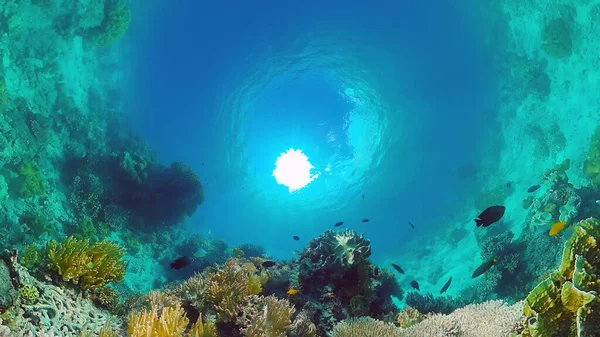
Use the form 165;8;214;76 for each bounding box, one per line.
549;221;567;236
287;288;299;295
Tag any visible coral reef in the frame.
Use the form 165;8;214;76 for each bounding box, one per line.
398;300;523;337
405;292;466;315
295;230;400;335
518;218;600;337
45;236;127;291
331;317;402;337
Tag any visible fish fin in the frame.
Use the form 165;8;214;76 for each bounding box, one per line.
474;218;483;227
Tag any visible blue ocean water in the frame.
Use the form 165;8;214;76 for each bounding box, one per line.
131;0;497;261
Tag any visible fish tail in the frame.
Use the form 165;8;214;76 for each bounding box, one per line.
474;218;483;227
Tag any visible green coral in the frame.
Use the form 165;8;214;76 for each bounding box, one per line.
94;0;131;47
21;243;41;270
19;211;50;236
17;162;44;198
541;18;572;59
19;284;39;304
45;236;127;291
73;217;98;241
584;126;600;185
519;218;600;337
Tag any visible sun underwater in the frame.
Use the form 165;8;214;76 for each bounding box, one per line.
272;148;320;192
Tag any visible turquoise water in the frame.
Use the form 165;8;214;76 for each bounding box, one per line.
1;0;600;336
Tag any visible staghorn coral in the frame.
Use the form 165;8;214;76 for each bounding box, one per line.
519;218;600;337
331;317;402;337
45;236;126;291
398;300;523;337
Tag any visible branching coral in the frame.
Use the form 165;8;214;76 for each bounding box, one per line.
519;218;600;337
45;236;126;291
405;292;466;315
398;300;523;337
238;295;295;337
170;258;267;323
333;230;372;268
331;317;402;337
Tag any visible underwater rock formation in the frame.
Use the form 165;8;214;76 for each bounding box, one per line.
519;218;600;337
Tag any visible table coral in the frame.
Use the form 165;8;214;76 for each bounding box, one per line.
519;218;600;337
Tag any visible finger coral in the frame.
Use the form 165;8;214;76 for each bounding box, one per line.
46;236;126;291
519;218;600;337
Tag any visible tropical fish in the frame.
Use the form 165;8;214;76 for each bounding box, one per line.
474;206;506;227
287;288;299;295
408;221;415;229
335;221;344;227
170;256;191;270
440;277;452;294
410;280;420;291
527;185;541;193
549;221;567;236
391;264;405;274
472;258;497;278
362;219;369;223
293;236;300;240
261;260;276;268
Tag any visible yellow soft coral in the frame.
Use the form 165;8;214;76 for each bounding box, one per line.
127;304;188;337
46;236;126;291
205;259;266;322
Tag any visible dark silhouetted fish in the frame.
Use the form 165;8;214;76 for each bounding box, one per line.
410;280;420;291
170;256;191;270
527;185;541;193
474;206;506;227
472;258;497;278
409;221;415;229
362;194;364;199
391;264;404;274
335;221;344;227
362;219;369;223
293;236;299;240
440;277;452;294
262;260;276;268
